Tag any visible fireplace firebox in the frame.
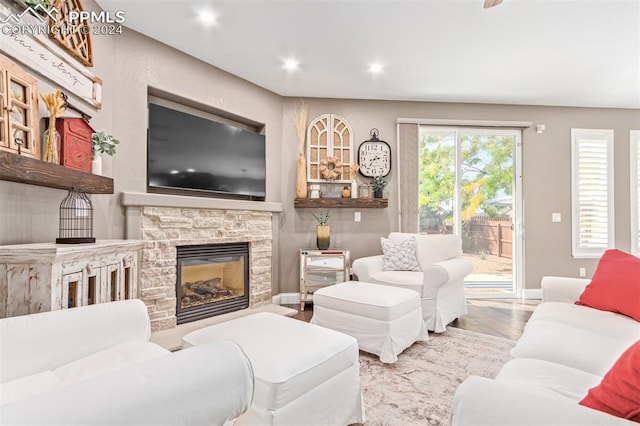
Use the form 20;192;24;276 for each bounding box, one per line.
176;242;249;324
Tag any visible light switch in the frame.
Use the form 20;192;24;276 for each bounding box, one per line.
552;213;561;223
354;212;361;222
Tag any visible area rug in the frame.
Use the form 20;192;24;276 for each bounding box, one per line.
358;327;515;425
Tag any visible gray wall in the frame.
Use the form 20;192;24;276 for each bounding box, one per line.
1;1;638;297
279;98;639;293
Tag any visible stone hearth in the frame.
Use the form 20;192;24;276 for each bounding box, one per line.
122;195;278;332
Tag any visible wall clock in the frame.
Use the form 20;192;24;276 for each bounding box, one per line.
358;128;391;177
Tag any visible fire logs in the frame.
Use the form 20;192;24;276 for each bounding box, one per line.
181;278;234;308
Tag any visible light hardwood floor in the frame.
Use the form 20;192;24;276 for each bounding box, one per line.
285;298;539;340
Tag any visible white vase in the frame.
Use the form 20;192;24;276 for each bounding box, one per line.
91;155;103;175
351;180;358;198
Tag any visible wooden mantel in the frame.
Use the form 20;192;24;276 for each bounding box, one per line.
294;198;388;208
0;151;113;194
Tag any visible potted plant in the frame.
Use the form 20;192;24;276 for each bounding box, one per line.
371;176;388;198
310;209;330;250
91;131;120;175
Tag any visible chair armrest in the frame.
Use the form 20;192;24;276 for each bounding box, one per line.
452;376;635;425
0;299;150;382
351;255;384;281
423;257;473;289
0;340;254;425
541;276;591;303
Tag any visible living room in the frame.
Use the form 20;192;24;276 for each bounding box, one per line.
0;0;639;424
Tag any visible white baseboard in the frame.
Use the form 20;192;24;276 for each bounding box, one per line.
272;292;302;305
523;289;542;300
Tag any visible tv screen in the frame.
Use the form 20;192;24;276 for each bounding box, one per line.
147;103;266;199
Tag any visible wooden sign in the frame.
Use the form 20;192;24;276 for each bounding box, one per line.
0;2;102;109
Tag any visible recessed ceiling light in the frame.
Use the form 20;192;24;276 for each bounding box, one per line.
368;62;384;74
197;9;218;26
282;58;300;72
186;168;196;173
169;170;180;175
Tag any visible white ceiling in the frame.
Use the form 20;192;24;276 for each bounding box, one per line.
96;0;640;109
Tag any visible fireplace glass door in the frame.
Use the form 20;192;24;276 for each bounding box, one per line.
176;243;249;324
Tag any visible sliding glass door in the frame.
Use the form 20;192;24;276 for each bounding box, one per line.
418;127;522;297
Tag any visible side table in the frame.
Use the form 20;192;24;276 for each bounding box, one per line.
299;249;350;311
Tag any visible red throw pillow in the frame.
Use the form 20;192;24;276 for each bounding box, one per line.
579;340;640;422
576;249;640;321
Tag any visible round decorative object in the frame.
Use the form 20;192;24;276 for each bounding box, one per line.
319;156;343;180
358;128;391;177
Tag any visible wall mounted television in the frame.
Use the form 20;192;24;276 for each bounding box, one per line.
147;102;266;200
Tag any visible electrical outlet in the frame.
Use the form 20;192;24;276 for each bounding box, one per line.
552;213;562;223
579;267;586;277
354;211;361;222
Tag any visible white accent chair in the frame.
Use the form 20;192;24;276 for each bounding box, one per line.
351;232;472;333
0;300;254;425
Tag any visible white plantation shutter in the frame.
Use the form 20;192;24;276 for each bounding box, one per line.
571;129;614;258
632;131;640;255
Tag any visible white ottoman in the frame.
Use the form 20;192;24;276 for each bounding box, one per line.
311;281;428;363
182;312;365;426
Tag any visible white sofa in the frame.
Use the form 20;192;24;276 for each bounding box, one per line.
0;300;254;425
351;232;472;332
451;276;640;425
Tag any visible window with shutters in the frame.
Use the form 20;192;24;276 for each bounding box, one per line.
631;130;640;255
571;129;614;258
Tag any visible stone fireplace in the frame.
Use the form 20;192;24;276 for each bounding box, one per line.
121;192;281;332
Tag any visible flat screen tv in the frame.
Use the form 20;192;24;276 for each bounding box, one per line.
147;103;266;200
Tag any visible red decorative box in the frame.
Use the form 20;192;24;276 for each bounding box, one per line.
55;118;94;172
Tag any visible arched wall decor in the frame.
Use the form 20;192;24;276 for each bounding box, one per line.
49;0;93;67
306;114;354;184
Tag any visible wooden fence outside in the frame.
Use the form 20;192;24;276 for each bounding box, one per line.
464;215;512;259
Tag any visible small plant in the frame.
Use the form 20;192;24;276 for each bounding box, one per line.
479;249;489;260
91;131;120;156
24;0;51;9
371;176;388;192
310;209;330;225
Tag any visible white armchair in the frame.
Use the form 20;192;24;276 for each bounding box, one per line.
351;232;472;332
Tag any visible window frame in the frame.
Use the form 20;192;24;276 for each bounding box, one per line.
631;130;640;256
571;128;615;258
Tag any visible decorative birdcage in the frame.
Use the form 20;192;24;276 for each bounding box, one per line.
56;188;96;244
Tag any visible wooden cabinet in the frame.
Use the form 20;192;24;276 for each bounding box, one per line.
55;117;94;172
0;240;145;318
0;54;40;159
299;249;350;310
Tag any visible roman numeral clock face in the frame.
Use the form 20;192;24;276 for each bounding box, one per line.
358;141;391;177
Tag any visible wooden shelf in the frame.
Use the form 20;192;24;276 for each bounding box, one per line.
294;198;388;208
0;151;113;194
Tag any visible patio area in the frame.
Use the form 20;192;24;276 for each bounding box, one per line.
464;252;513;293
